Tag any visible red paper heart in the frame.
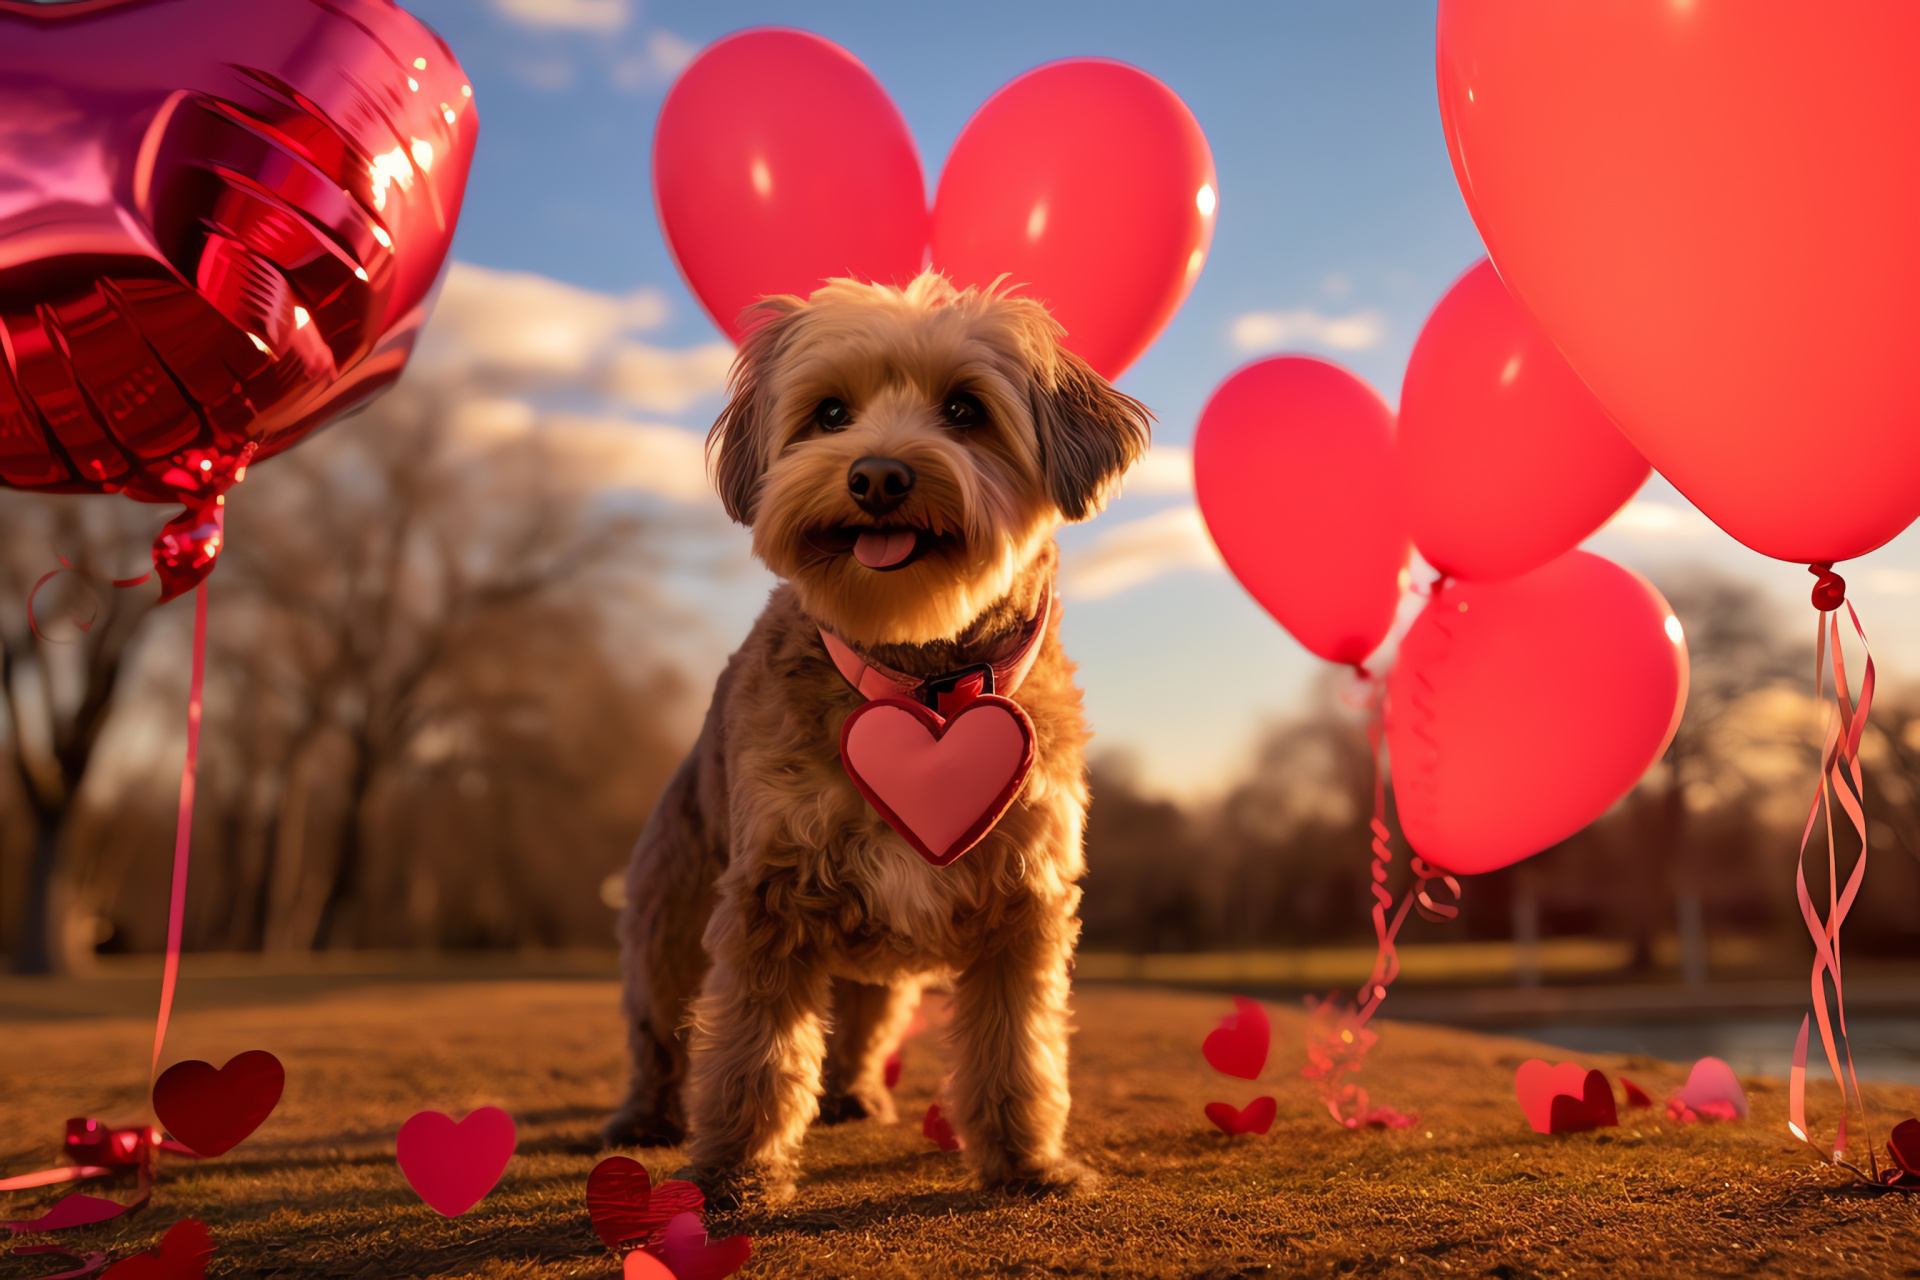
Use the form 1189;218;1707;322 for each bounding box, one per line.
1888;1118;1920;1178
1620;1077;1653;1109
395;1107;517;1217
1515;1060;1617;1134
652;1211;751;1280
1202;997;1270;1080
1204;1096;1276;1136
587;1156;704;1251
921;1103;962;1152
624;1250;676;1280
883;1050;903;1089
98;1219;214;1280
150;1051;283;1158
839;695;1034;867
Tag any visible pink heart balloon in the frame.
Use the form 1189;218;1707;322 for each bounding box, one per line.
1387;550;1687;875
1194;356;1410;667
395;1107;516;1218
652;28;927;342
839;696;1034;867
931;58;1216;380
1396;258;1648;583
0;0;474;597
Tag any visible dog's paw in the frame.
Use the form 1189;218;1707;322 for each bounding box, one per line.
599;1105;685;1150
815;1085;898;1127
985;1157;1100;1198
671;1164;797;1212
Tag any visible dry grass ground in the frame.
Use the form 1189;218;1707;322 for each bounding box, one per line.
3;975;1918;1279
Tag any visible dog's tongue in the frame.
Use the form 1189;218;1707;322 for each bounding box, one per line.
854;529;918;569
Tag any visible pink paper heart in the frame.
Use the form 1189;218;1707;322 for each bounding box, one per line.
654;1212;751;1280
1202;996;1271;1080
1673;1056;1748;1120
839;695;1034;867
1515;1060;1618;1134
1204;1096;1276;1136
395;1107;516;1217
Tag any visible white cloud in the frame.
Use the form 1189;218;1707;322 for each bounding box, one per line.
494;0;629;31
612;30;700;90
1594;499;1718;542
1120;445;1192;497
449;398;712;504
413;262;733;413
1231;306;1385;353
1061;505;1224;600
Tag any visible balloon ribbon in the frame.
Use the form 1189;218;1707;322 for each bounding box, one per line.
153;580;207;1077
1785;573;1901;1187
1301;674;1461;1129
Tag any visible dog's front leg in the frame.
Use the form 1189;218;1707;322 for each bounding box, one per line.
945;894;1091;1192
680;892;827;1207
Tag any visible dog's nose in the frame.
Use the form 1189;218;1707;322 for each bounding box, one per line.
847;456;915;515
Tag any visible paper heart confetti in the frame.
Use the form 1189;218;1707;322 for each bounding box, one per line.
653;1211;752;1280
150;1051;283;1158
1620;1077;1653;1109
624;1250;677;1280
883;1050;903;1089
922;1103;962;1152
587;1156;704;1251
98;1220;215;1280
839;695;1035;867
1514;1060;1618;1135
1202;996;1271;1080
1669;1056;1748;1122
1204;1096;1276;1136
5;1194;142;1235
1887;1118;1920;1179
395;1107;517;1217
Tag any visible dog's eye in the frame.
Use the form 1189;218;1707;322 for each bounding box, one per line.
942;392;985;429
815;398;851;432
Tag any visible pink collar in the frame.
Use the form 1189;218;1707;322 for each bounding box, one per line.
819;578;1052;714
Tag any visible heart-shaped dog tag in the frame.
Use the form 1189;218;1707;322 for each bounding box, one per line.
150;1051;283;1157
396;1107;517;1217
840;695;1034;867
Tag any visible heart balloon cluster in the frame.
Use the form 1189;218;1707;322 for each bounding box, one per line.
1194;260;1688;876
0;0;475;598
652;28;1216;380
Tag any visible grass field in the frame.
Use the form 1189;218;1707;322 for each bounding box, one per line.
3;974;1918;1279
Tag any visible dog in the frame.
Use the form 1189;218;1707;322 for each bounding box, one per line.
601;270;1150;1205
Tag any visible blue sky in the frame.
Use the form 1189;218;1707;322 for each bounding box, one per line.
398;0;1920;794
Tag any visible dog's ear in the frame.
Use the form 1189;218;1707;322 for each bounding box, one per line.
1031;348;1153;521
708;296;805;525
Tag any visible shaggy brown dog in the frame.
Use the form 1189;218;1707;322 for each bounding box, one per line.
602;271;1149;1205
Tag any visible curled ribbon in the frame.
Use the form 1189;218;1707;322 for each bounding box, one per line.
1303;673;1463;1129
25;558;152;643
1784;571;1898;1187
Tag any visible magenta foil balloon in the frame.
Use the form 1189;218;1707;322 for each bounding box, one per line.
0;0;476;597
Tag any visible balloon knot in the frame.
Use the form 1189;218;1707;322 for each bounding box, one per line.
1809;562;1846;613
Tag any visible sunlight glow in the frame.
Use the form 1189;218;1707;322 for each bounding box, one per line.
1196;183;1216;217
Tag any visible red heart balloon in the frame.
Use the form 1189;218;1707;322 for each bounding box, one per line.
1387;550;1688;876
99;1219;215;1280
395;1106;516;1218
150;1050;283;1158
652;28;927;342
0;0;474;597
838;695;1035;868
1438;1;1920;565
653;1212;751;1280
1204;1096;1276;1137
1194;356;1410;667
1396;258;1648;583
1201;996;1270;1081
931;59;1216;380
586;1157;704;1252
